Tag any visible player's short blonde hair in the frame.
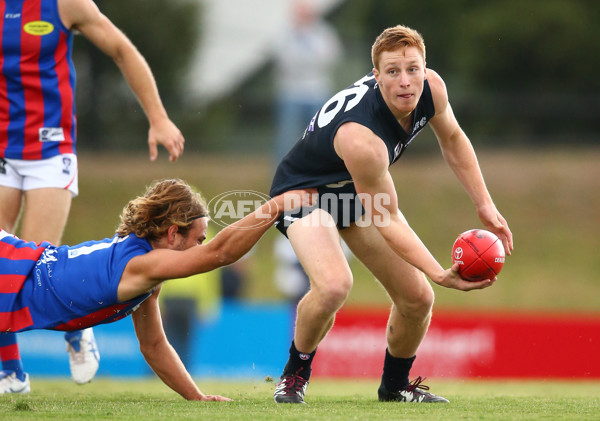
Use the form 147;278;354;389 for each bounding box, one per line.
116;178;208;241
371;24;426;70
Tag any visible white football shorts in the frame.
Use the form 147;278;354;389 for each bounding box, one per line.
0;153;79;197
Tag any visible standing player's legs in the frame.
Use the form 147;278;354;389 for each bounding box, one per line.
21;167;100;385
0;156;100;388
290;210;353;353
20;188;72;244
0;185;30;393
341;218;434;360
0;186;23;232
274;209;353;403
340;214;448;402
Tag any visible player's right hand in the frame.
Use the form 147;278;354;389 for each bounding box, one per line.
148;118;185;162
434;263;496;291
200;394;233;402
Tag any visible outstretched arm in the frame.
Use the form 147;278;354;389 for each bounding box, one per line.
427;69;513;254
119;189;315;300
58;0;184;162
131;287;231;401
335;122;490;291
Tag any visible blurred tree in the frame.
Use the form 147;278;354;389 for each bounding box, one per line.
72;0;600;153
451;0;600;143
327;0;600;146
73;0;201;150
455;0;599;93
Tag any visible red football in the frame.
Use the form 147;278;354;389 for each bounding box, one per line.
452;229;505;282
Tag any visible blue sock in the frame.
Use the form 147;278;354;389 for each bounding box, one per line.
0;332;26;381
64;330;83;352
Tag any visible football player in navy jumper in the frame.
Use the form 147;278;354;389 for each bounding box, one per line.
270;24;513;404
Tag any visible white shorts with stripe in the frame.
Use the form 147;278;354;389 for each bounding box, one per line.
0;153;79;197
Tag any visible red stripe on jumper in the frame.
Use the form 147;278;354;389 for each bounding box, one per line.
0;307;34;332
20;1;44;160
54;31;74;155
0;1;9;155
0;241;46;260
0;274;27;293
54;303;130;331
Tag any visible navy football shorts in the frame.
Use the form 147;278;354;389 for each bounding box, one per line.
274;182;366;237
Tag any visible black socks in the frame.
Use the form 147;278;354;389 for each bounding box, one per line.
281;343;413;389
380;348;416;391
282;341;316;380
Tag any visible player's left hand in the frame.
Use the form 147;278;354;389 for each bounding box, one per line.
476;203;513;256
148;118;185;162
280;188;318;211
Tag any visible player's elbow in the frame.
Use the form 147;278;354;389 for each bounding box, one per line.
139;338;162;363
214;250;236;268
204;240;240;269
204;248;235;270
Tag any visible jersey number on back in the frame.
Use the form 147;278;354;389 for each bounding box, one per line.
317;74;374;128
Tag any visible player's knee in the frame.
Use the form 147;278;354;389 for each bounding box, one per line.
316;275;353;311
410;286;435;319
395;282;435;320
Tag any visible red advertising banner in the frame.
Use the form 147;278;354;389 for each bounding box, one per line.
312;308;600;379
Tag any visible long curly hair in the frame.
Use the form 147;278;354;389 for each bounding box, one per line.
115;178;208;241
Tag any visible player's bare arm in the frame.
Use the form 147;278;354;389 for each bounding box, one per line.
427;69;513;254
131;288;232;401
118;189;316;300
57;0;185;162
334;123;491;291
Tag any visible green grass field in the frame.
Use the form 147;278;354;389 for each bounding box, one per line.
6;149;595;419
1;378;598;420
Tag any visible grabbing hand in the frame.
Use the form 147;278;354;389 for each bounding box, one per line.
279;188;318;212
